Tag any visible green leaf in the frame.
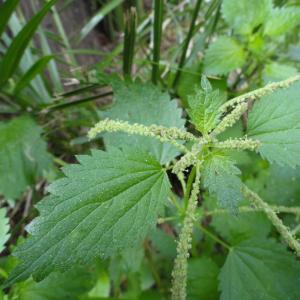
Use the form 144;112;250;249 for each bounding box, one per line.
187;257;219;300
14;56;53;94
264;7;300;37
15;266;96;300
149;227;176;259
206;197;271;244
176;63;202;107
0;0;19;38
262;62;298;84
102;79;185;164
222;0;271;35
88;271;110;298
0;208;10;253
219;238;300;300
203;151;243;209
187;76;225;134
0;116;52;199
0;0;58;86
5;147;170;286
204;37;246;76
247;82;300;167
246;164;300;206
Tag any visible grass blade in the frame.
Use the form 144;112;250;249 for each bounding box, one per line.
0;0;19;38
0;0;58;86
14;55;53;94
51;5;78;67
6;12;52;102
30;0;63;93
77;0;124;43
123;7;137;77
152;0;163;84
173;0;203;89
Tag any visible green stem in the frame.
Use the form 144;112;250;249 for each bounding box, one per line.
205;0;221;44
183;166;196;210
152;0;163;84
172;0;203;89
123;7;137;77
41;91;112;112
197;224;231;250
171;163;201;300
243;186;300;256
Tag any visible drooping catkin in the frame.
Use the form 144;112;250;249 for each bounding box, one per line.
171;164;201;300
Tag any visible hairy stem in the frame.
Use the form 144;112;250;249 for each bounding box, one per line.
243;186;300;256
171;164;201;300
183;166;196;210
220;75;300;113
197;224;231;250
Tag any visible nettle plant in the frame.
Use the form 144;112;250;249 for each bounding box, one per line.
4;75;300;299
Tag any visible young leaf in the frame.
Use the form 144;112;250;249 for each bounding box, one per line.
222;0;271;35
247;82;300;167
187;257;219;300
0;208;10;253
187;76;225;135
5;147;170;286
204;37;246;76
0;0;58;86
203;151;243;209
264;7;300;37
102;79;185;164
0;116;52;199
219;238;300;300
14;55;53;94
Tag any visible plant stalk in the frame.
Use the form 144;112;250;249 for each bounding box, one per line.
123;7;137;77
151;0;163;84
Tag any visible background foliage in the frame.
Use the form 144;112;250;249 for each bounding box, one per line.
1;0;300;299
